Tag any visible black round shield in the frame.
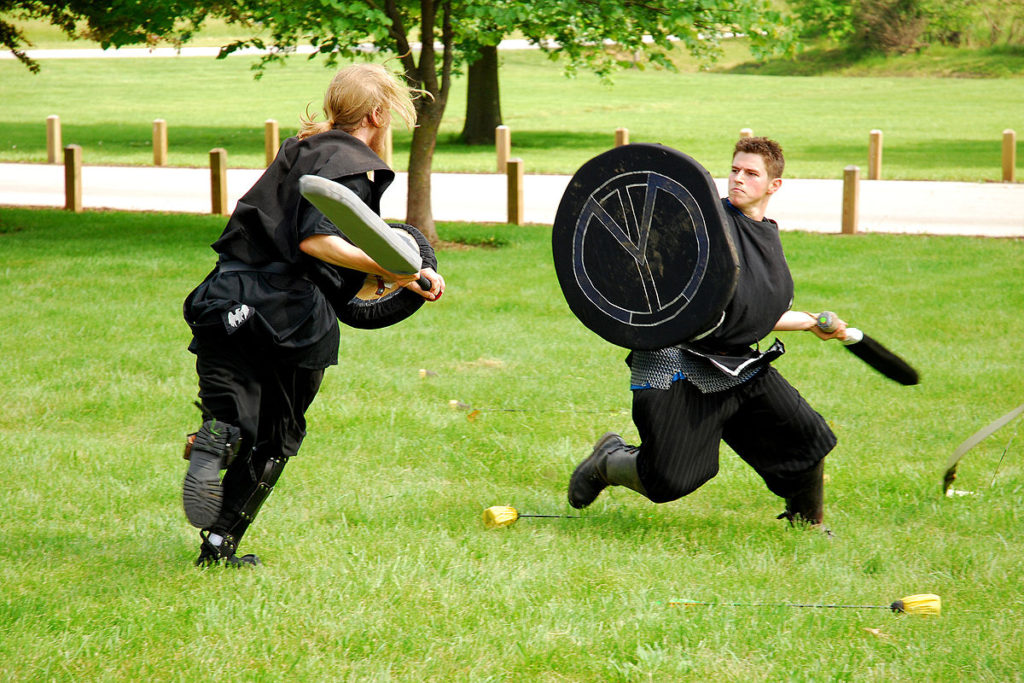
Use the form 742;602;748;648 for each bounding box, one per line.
338;223;437;330
552;144;739;350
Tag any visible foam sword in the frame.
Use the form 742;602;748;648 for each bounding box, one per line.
817;311;919;386
299;174;431;290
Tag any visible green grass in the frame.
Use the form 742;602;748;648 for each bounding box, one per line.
1;207;1023;680
1;47;1022;181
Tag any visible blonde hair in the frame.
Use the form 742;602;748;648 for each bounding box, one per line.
298;63;418;140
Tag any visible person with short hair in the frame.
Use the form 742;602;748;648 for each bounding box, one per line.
181;63;444;567
568;137;846;531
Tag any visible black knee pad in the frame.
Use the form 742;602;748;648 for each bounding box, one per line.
190;420;242;469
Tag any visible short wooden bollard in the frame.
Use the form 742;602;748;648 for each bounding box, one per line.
153;119;168;166
496;125;510;173
507;157;524;225
739;128;754;139
615;127;629;147
46;115;62;164
265;119;280;166
210;148;228;216
842;165;860;235
64;144;82;212
868;129;883;180
1003;129;1016;183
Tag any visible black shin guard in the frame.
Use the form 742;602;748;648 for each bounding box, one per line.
182;420;242;529
212;450;289;552
239;453;289;524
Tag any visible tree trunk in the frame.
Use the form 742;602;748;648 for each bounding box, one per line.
390;0;452;246
406;100;444;244
460;44;502;145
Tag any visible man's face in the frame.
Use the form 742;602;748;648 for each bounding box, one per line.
728;151;780;214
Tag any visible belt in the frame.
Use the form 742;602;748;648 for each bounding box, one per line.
217;259;298;275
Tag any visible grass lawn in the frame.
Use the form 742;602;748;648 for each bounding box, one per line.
1;207;1022;680
1;45;1022;181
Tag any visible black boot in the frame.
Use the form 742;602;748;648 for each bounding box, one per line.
195;531;261;568
182;420;241;529
777;459;829;532
568;433;647;509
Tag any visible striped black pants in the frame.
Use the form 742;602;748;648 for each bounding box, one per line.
631;366;836;503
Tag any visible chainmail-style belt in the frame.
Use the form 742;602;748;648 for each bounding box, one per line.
630;339;785;394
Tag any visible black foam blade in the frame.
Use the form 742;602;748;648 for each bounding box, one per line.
845;334;919;385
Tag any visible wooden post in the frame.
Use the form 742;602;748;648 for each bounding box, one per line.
615;127;629;147
1003;129;1016;183
46;115;62;164
153;119;168;166
264;119;280;166
496;125;510;173
868;129;883;180
739;128;754;139
507;157;524;225
64;144;82;212
842;165;860;235
210;148;228;216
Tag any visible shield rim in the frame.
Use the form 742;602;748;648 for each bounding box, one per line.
552;143;738;350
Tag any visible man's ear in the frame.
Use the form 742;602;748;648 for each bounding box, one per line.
368;108;385;128
766;177;782;195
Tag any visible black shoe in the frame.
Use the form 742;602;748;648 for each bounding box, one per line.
183;448;224;529
568;432;625;509
195;533;261;568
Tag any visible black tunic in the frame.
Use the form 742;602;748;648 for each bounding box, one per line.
690;199;794;354
184;130;395;369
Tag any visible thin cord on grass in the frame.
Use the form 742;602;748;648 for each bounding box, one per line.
990;420;1019;487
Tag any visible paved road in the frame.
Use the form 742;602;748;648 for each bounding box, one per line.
2;162;1022;237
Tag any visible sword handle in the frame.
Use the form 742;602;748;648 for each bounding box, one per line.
816;311;861;344
816;311;839;333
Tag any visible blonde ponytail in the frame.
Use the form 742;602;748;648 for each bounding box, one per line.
297;63;418;141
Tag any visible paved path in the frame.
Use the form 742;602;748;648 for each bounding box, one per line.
2;162;1022;237
3;45;1021;236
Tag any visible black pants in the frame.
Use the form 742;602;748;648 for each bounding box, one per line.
632;366;836;503
194;342;325;540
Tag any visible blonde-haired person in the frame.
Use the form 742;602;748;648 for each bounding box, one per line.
181;63;444;567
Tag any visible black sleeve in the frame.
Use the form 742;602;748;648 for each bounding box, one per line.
297;173;374;243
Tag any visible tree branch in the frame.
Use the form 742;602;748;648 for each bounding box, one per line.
383;0;417;79
418;0;439;95
439;0;453;99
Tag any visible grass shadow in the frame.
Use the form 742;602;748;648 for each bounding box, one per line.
722;47;873;77
722;44;1024;78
